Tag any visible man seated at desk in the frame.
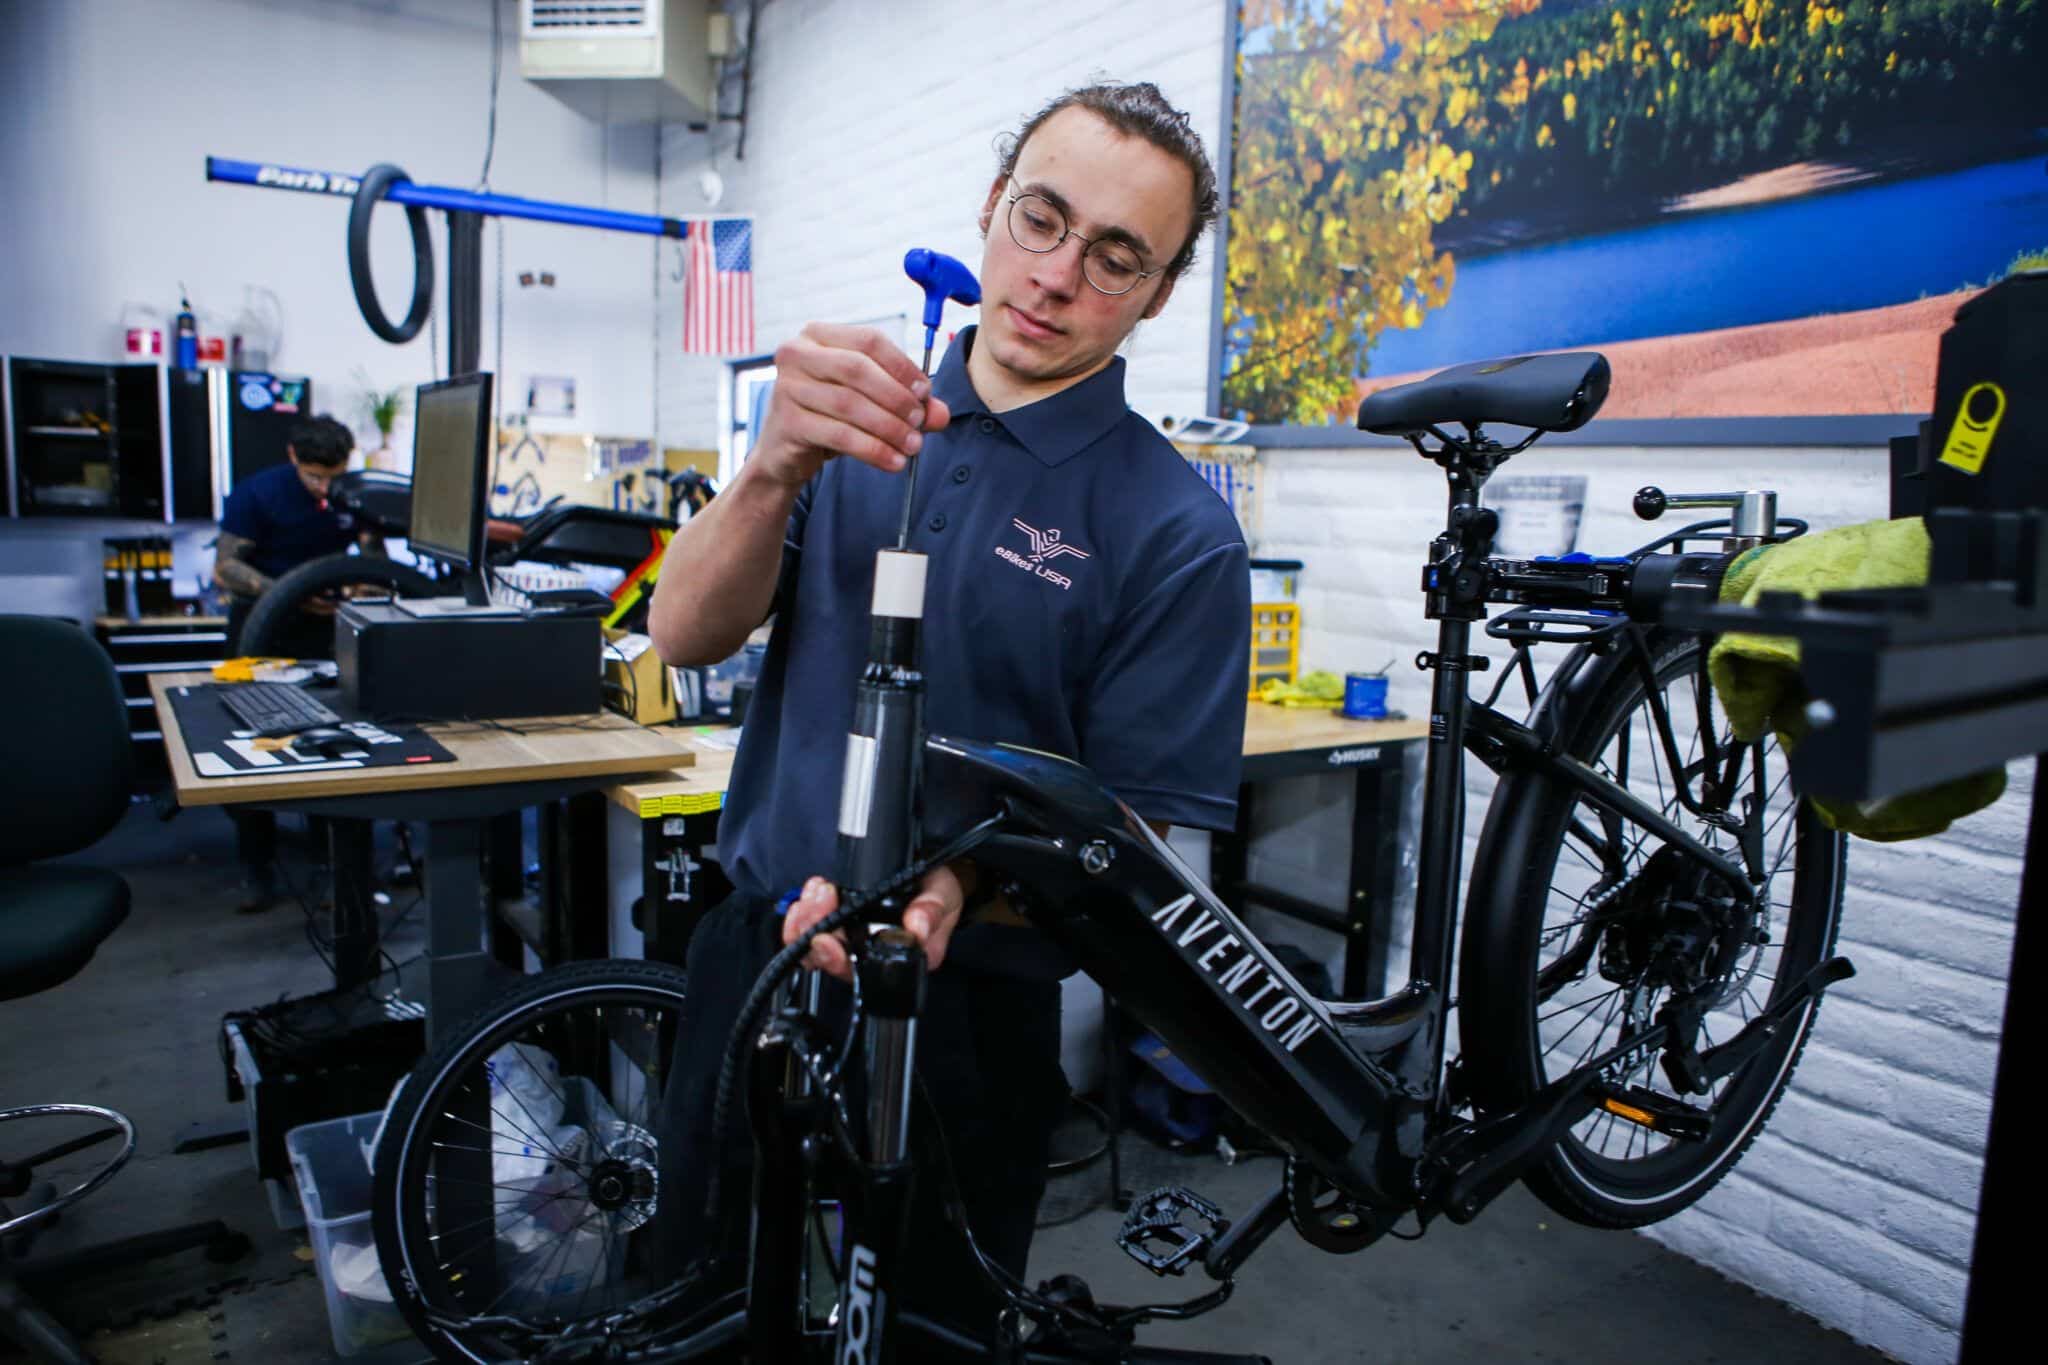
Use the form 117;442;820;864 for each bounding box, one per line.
211;413;372;911
212;414;370;660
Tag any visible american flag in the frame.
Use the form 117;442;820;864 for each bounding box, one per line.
682;218;755;355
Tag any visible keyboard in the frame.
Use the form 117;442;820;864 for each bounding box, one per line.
215;682;342;737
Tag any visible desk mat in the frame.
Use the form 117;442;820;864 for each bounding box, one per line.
166;683;455;778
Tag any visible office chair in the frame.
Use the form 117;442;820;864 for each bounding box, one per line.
0;615;249;1363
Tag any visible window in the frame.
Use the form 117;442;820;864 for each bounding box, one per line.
720;356;777;486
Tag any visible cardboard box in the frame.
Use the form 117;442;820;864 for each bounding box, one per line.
603;629;676;725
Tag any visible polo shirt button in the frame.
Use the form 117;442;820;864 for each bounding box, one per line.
952;466;971;484
978;418;996;434
928;513;948;532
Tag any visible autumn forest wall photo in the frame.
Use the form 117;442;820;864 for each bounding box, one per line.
1220;0;2048;425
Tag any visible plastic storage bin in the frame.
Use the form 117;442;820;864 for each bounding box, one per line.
224;1019;302;1230
286;1112;410;1357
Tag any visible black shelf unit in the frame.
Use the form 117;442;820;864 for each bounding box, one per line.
93;614;232;786
5;357;164;519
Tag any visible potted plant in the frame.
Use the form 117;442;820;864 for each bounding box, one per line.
357;371;407;470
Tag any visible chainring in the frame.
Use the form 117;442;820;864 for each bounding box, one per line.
1283;1158;1401;1253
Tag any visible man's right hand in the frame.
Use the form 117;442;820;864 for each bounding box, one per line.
750;324;951;489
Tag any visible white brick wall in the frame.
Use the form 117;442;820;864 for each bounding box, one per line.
650;4;2016;1360
655;0;1230;448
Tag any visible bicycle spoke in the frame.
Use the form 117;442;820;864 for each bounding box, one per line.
435;1182;583;1256
1538;983;1620;1029
1558;824;1613;880
492;1061;578;1166
479;1215;570;1317
1539;916;1593;949
571;1211;617;1322
431;1138;580;1166
442;1103;576;1173
1568;992;1626;1076
527;1035;577;1126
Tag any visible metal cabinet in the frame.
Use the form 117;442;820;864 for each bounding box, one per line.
94;614;230;782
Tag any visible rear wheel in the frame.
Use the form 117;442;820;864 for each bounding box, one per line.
1459;634;1844;1228
371;961;691;1363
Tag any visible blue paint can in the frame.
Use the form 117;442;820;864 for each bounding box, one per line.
1343;673;1389;719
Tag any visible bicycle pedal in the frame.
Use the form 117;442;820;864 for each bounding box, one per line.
1116;1186;1228;1276
1594;1084;1711;1141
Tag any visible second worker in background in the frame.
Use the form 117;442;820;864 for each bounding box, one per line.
212;414;372;912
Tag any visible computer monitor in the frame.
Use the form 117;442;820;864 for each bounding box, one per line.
409;373;493;606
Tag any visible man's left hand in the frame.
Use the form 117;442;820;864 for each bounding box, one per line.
781;864;966;981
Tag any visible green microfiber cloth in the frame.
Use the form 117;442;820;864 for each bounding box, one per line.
1258;670;1345;709
1708;517;2004;842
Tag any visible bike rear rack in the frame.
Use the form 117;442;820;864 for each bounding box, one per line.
1486;604;1628;647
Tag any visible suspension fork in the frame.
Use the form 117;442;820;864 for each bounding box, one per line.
833;928;926;1365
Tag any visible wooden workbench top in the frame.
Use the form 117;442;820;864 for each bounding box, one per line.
603;728;741;817
604;705;1428;819
151;671;691;808
98;614;228;628
1241;704;1428;755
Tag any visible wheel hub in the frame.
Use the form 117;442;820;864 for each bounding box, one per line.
1599;846;1758;998
583;1123;660;1227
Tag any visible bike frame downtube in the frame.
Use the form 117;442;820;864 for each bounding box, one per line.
927;740;1414;1204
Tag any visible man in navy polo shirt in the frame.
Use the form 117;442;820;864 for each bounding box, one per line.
650;81;1249;1341
214;414;363;661
213;414;364;911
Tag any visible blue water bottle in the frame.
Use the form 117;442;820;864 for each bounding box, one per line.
173;289;198;369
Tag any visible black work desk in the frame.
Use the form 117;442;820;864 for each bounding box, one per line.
1217;705;1429;998
149;671;692;1042
602;707;1429;995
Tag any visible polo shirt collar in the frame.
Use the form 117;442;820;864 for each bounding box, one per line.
930;325;1131;468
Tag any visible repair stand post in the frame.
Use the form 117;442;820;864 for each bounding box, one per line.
445;210;484;377
1957;752;2043;1361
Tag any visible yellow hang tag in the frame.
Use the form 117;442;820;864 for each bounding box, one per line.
1938;381;2006;476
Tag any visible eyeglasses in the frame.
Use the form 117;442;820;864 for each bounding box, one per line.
1005;187;1164;297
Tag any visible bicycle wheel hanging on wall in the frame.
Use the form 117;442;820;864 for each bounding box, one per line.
1458;632;1846;1228
370;961;691;1364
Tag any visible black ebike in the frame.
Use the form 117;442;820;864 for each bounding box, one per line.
366;351;1851;1363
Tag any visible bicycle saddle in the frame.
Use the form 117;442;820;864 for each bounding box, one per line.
1356;351;1611;436
503;502;674;568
